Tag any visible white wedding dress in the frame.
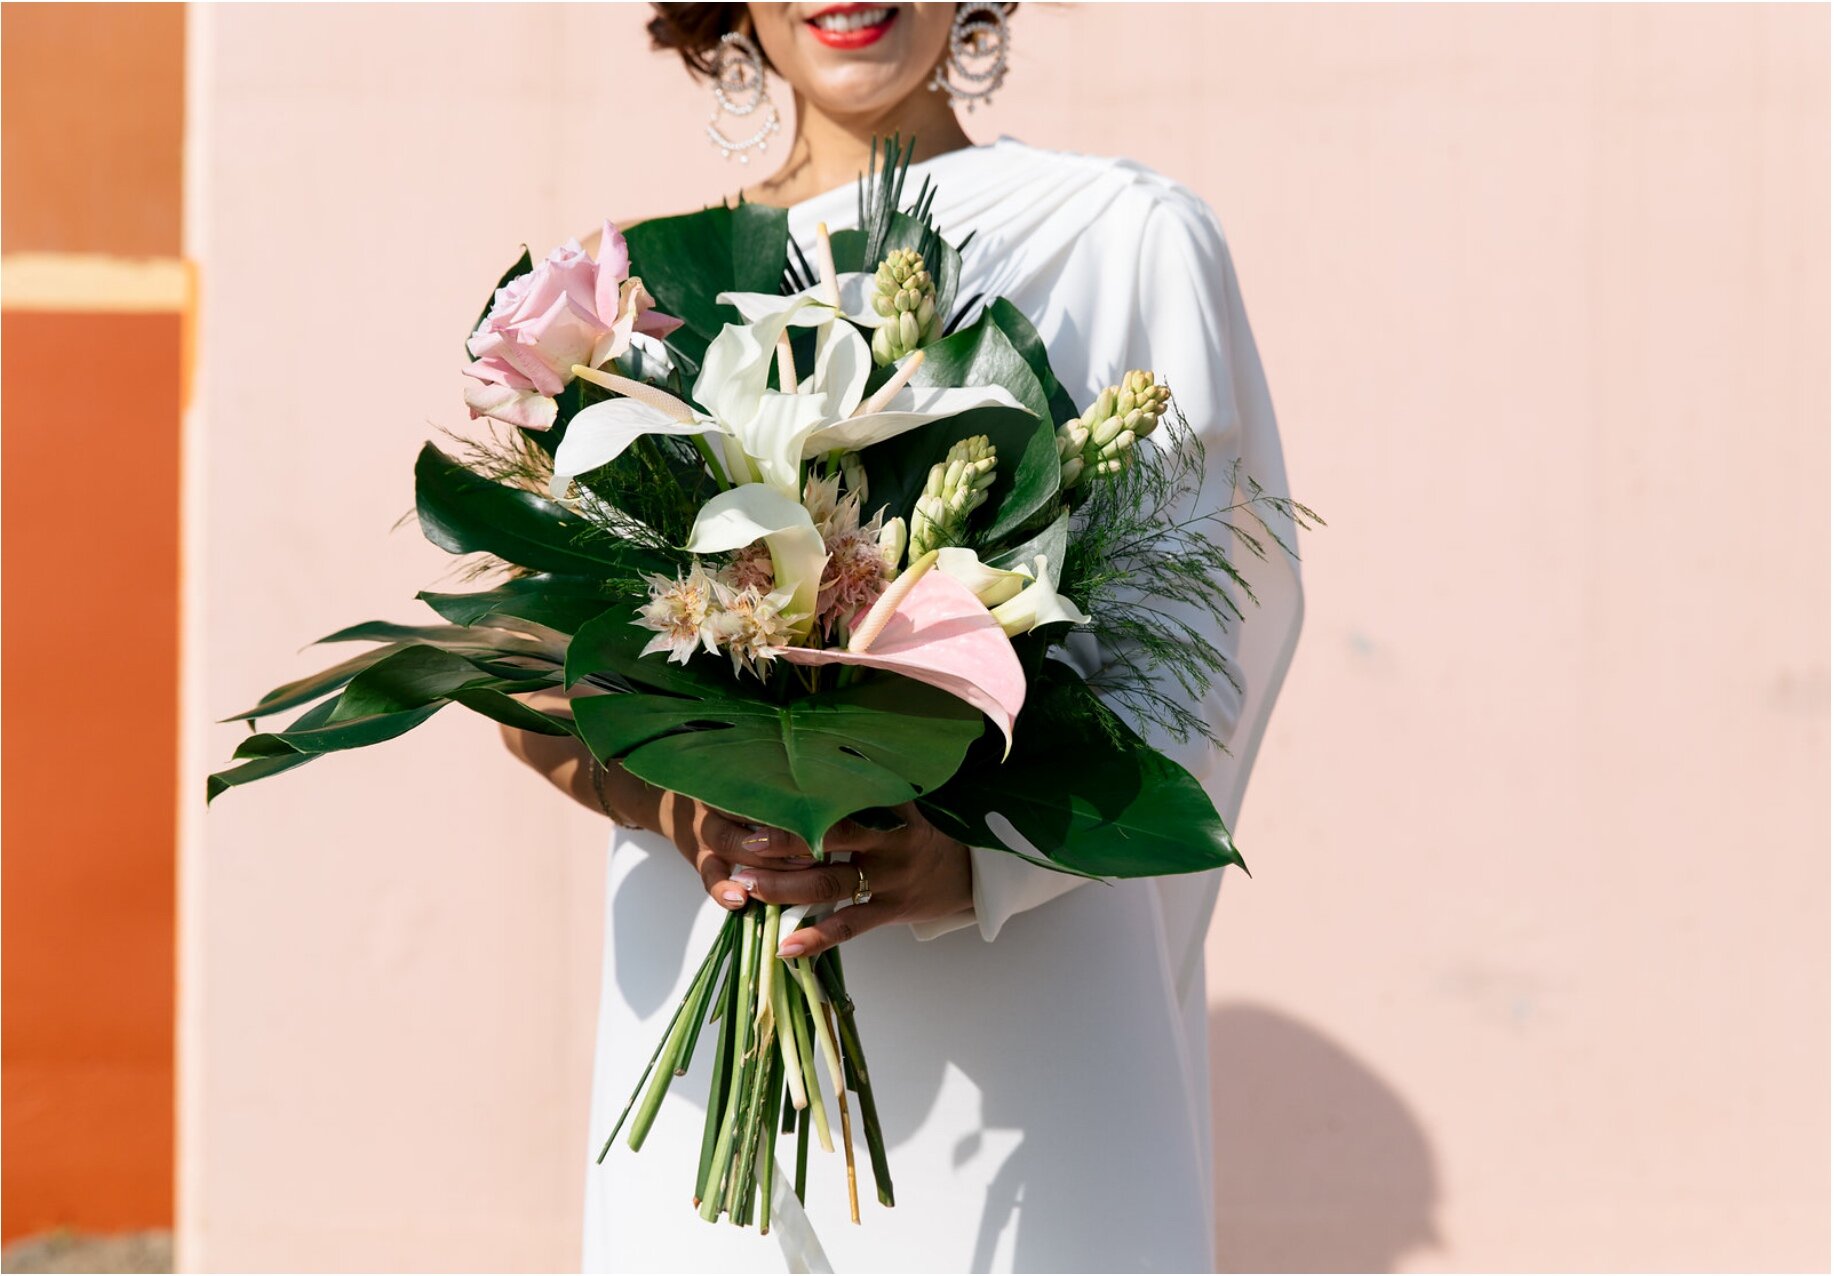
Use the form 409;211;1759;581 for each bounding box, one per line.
581;137;1304;1274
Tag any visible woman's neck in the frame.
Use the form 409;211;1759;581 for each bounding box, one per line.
741;89;973;209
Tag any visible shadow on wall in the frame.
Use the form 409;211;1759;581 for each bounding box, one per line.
1211;1003;1440;1273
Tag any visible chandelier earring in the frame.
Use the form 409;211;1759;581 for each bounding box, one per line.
706;29;780;163
929;3;1010;113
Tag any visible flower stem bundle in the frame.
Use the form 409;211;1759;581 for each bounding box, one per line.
608;902;891;1230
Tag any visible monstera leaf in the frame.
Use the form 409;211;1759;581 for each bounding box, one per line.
573;675;984;853
919;662;1242;878
564;603;745;699
624;203;790;366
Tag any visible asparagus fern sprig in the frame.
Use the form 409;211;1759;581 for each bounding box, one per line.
1060;401;1322;748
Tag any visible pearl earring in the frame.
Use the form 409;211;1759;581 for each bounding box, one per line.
929;3;1010;113
707;30;780;164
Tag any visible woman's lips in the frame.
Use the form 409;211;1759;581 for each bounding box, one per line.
806;5;897;50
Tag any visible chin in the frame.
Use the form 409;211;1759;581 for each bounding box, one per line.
755;2;953;118
801;62;925;120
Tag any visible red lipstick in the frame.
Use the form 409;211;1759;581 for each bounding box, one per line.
806;4;898;50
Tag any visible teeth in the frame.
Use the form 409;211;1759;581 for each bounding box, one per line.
812;7;890;32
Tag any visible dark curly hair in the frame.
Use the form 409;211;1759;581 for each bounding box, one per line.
648;4;764;80
648;4;1016;81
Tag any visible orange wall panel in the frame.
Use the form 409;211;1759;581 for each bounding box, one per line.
1;3;185;255
2;311;182;1238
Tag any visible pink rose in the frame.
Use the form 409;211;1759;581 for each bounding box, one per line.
462;221;682;430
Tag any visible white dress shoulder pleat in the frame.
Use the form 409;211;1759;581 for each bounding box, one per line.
581;137;1304;1275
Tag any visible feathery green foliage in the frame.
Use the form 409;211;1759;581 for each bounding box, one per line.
447;422;697;594
1059;402;1320;748
573;434;718;560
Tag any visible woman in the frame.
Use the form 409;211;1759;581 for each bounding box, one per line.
502;4;1304;1270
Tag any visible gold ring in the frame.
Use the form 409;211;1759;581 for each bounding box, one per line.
851;865;872;906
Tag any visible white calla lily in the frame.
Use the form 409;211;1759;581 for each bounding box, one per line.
685;484;829;638
933;547;1029;607
986;554;1093;637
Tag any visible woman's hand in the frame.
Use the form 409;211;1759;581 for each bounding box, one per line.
723;804;974;959
499;717;972;945
651;788;820;911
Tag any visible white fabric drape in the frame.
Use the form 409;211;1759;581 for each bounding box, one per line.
582;137;1304;1274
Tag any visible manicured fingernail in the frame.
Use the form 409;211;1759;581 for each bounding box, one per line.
721;888;746;905
732;871;758;891
778;939;805;957
741;833;771;849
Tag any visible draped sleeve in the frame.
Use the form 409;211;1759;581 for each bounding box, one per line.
912;168;1305;943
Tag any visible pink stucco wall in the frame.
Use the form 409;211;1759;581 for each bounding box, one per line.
184;4;1829;1270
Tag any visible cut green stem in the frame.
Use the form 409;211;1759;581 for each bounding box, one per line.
786;970;833;1153
694;942;739;1207
818;948;895;1208
699;905;759;1222
629;922;729;1151
795;1103;811;1204
598;912;735;1164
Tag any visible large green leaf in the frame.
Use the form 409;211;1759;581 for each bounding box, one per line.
573;675;983;852
983;298;1078;425
919;663;1241;878
418;575;616;634
315;620;498;646
229;646;566;762
859;404;1059;552
857;313;1063;547
909;312;1051;422
826;227;867;273
624;203;789;364
988;509;1071;578
415;442;671;579
207;699;339;801
564;604;744;699
223;642;415;724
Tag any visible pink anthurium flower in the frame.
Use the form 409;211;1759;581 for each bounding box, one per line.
778;565;1026;753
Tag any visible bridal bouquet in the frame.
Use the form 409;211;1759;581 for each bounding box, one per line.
212;141;1310;1233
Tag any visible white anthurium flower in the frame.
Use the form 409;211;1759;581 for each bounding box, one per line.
986;554;1093;637
803;314;872;415
700;298;1025;496
798;382;1024;458
726;390;831;496
685;483;829;639
720;273;886;330
694;293;828;433
549;396;710;499
547;275;1025;505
